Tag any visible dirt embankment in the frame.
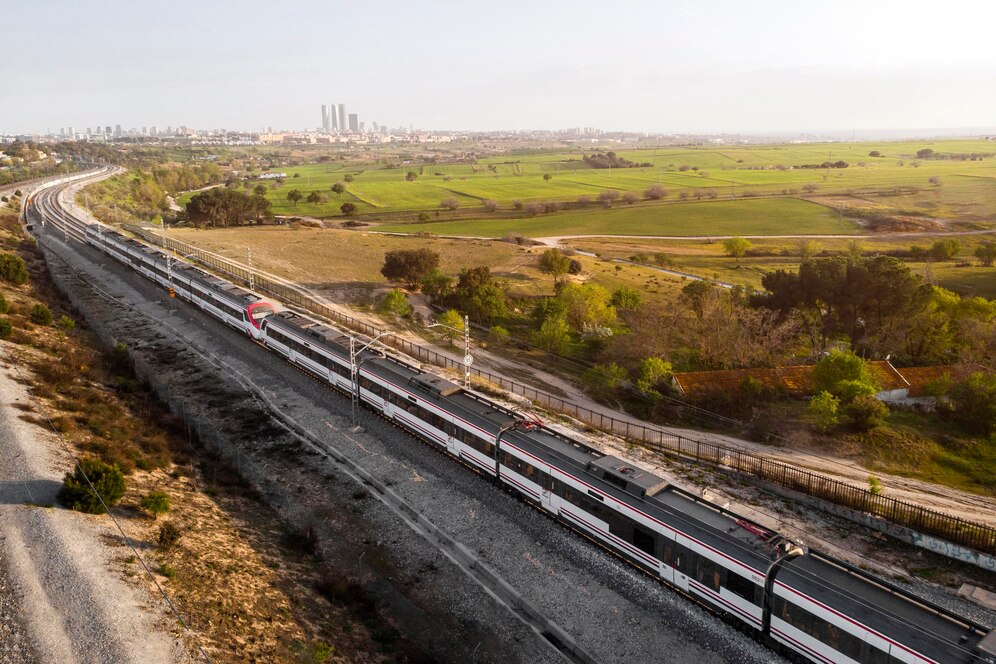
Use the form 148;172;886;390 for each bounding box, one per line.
0;210;392;663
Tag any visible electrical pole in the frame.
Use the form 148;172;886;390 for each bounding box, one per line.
463;314;471;388
247;247;254;292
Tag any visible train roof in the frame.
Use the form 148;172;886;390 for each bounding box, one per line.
258;302;988;662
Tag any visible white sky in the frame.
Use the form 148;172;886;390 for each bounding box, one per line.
4;0;996;134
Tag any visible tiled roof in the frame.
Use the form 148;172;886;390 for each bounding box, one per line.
896;365;961;397
674;360;912;399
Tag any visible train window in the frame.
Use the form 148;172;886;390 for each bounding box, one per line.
725;572;757;604
824;623;863;661
673;544;690;573
632;526;656;557
695;556;723;592
587;490;604;501
663;542;674;566
866;645;891;664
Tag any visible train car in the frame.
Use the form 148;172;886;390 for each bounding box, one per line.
53;213;995;664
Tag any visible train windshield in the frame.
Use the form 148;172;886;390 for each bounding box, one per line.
247;302;277;328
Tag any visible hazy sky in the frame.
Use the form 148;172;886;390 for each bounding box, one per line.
5;0;996;134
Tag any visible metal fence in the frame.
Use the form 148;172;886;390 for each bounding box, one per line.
128;225;996;555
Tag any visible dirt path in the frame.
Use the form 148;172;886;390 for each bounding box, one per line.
533;228;996;245
0;352;186;664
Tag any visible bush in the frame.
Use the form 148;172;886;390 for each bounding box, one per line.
29;303;53;325
140;491;171;518
377;288;412;317
835;379;877;403
0;318;11;338
845;395;889;430
949;372;996;435
57;315;75;333
57;458;126;514
417;212;430;222
808;391;840;432
157;563;177;580
157;521;184;550
489;325;510;346
0;290;8;314
0;254;29;285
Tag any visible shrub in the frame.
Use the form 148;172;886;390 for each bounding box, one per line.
868;475;883;495
489;325;510;346
808;391;840;432
439;197;460;211
57;458;126;514
0;253;29;285
157;521;184;550
140;491;171;518
835;379;877;403
29;303;53;325
157;563;177;579
57;315;75;333
0;290;8;314
0;318;11;338
582;363;628;397
417;212;430;222
948;372;996;435
845;395;889;430
377;288;412;317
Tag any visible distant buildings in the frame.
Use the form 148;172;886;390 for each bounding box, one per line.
321;104;331;132
348;114;358;132
337;104;346;134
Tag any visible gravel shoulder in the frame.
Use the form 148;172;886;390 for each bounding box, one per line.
0;353;186;664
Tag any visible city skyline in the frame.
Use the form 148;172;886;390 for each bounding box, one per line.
3;0;995;136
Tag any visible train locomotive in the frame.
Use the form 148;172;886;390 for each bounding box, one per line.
69;219;995;664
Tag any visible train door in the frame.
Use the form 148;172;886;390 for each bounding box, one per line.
541;472;557;513
446;428;461;456
671;541;691;592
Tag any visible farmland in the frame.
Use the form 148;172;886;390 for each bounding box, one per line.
213;139;996;226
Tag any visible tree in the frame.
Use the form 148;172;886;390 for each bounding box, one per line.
377;289;413;317
186;188;272;227
253;184;267;197
340;202;357;215
723;236;751;266
343;174;354;183
532;315;571;354
556;283;616;333
621;191;640;205
0;253;29;285
483;199;499;212
813;350;875;401
440;197;460;210
58;458;126;514
975;242;996;267
916;148;935;159
610;286;641;310
140;491;171;518
930;239;960;261
802;183;820;193
949;372;996;435
635;357;672;398
808;391;840;432
405;171;418;181
435;309;465;345
330;182;345;198
306;191;326;205
868;151;881;157
928;176;941;186
380;249;440;289
543;173;552;183
287;189;303;206
537;249;571;284
598;190;620;207
421;269;454;301
680;280;714;319
799;240;822;260
644;184;668;200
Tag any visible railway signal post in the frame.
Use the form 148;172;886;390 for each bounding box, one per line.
428;314;472;387
349;331;396;430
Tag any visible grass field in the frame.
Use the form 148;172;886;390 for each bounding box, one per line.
174;140;996;225
573;235;996;297
376;197;859;237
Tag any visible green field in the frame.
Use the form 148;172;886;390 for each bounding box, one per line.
173;140;996;224
376;198;859;237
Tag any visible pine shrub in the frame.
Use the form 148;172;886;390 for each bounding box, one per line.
57;458;126;514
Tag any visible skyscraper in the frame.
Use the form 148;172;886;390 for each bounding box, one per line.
321;104;331;132
348;114;358;132
337;104;346;134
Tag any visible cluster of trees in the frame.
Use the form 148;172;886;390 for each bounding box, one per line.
795;161;849;169
907;239;961;262
582;152;652;169
753;255;996;365
913;148;991;161
186;188;272;227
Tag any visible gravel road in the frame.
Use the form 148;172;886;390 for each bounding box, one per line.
36;213;787;662
0;354;187;663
